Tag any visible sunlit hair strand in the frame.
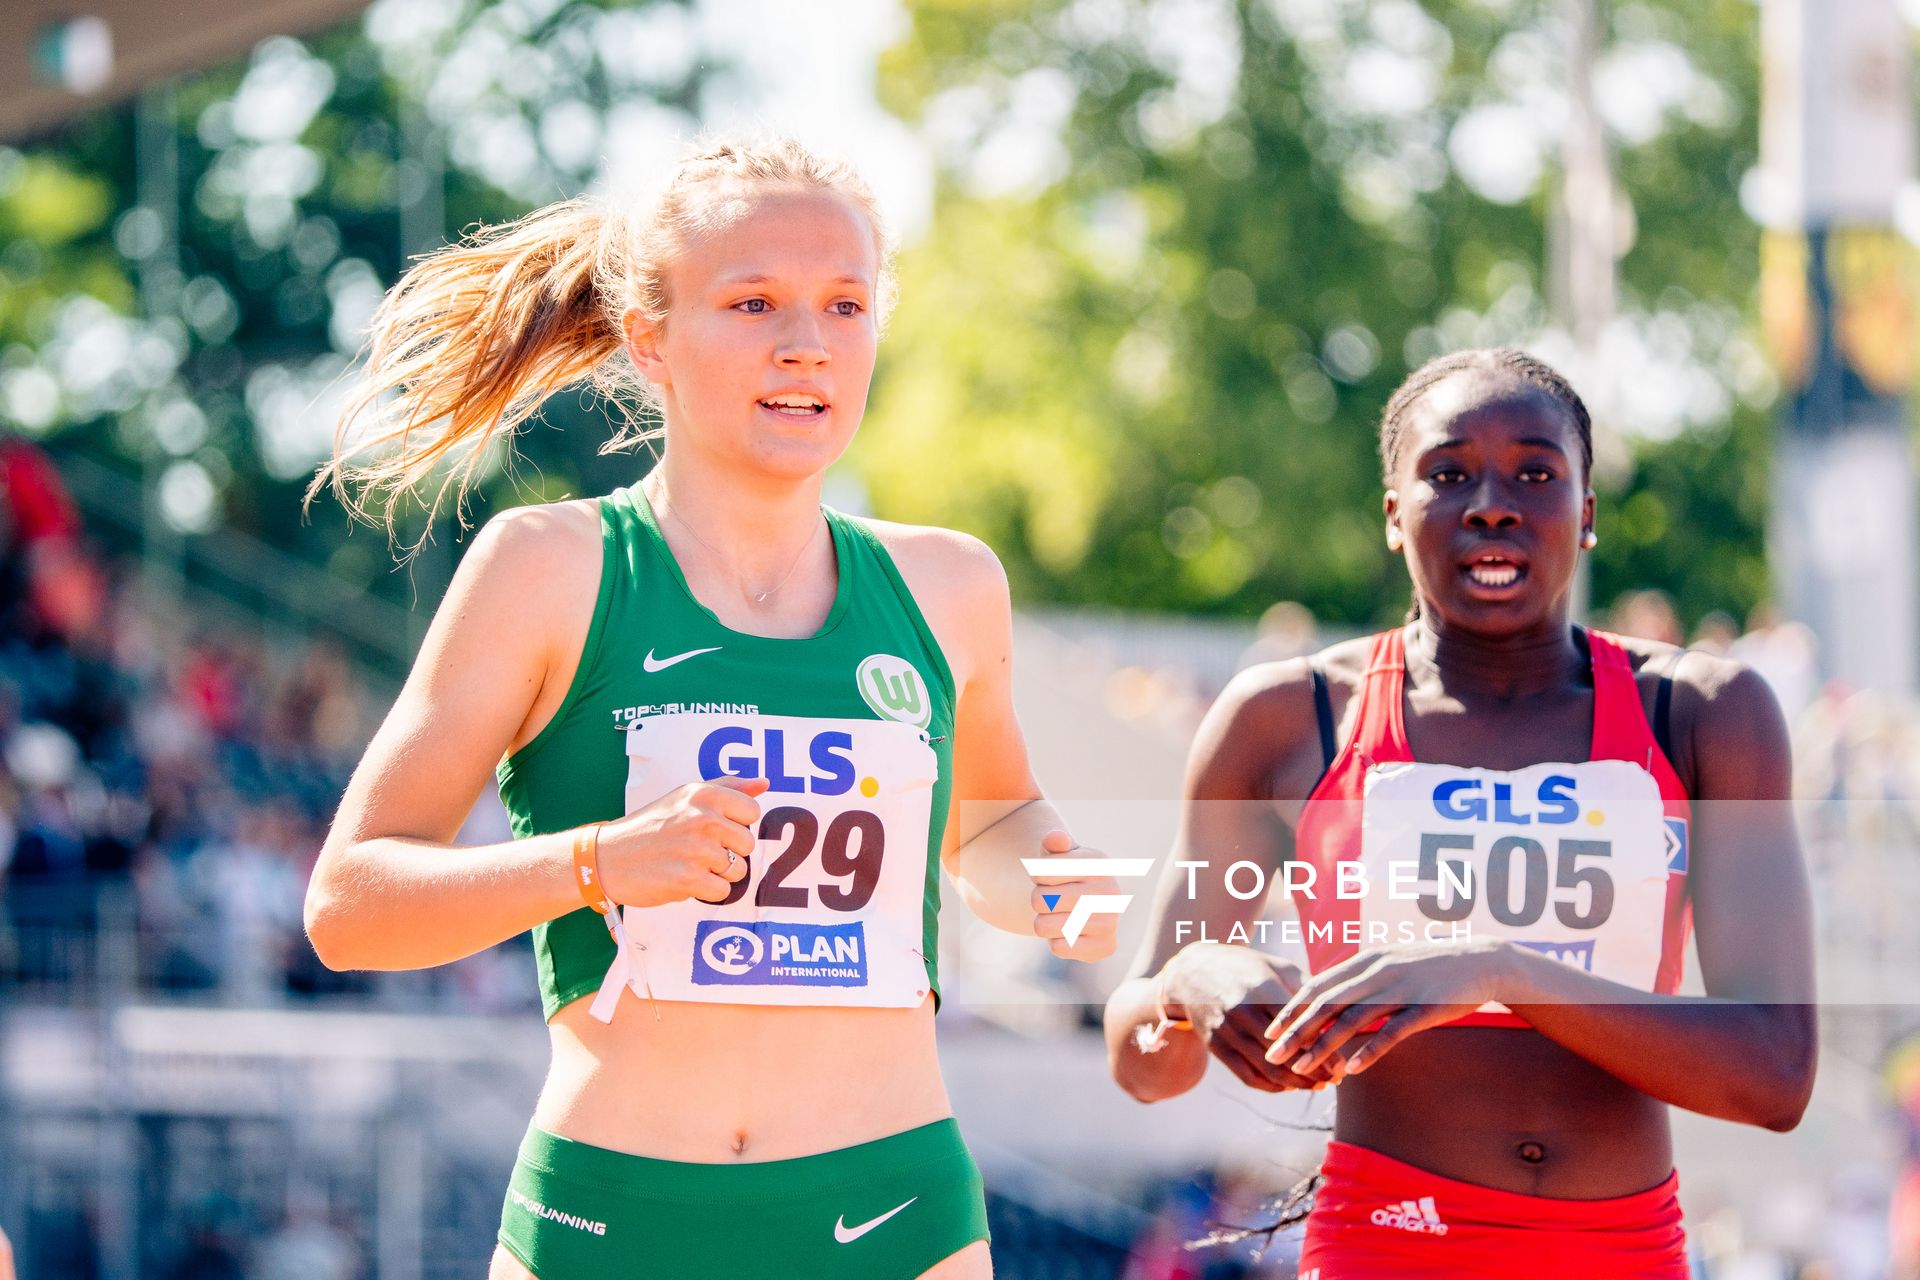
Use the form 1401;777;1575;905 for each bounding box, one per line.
307;135;896;551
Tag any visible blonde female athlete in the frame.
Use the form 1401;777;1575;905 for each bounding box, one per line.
1106;348;1816;1277
302;138;1119;1280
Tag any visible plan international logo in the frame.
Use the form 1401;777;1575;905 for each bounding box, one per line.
690;920;870;987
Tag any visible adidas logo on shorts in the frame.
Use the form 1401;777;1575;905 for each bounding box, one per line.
1369;1195;1449;1235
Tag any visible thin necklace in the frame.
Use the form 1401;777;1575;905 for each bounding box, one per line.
647;480;824;604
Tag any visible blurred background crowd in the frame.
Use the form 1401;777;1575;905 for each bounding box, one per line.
4;428;1918;1279
4;0;1920;1276
0;435;365;1008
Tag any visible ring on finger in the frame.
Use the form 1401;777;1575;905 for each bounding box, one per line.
725;850;739;872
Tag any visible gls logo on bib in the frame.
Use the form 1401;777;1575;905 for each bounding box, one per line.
1427;774;1690;874
857;655;931;729
606;710;936;1012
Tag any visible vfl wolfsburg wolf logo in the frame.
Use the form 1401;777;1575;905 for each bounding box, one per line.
856;654;930;728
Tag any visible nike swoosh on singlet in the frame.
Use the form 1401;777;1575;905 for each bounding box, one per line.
833;1197;917;1244
642;646;721;673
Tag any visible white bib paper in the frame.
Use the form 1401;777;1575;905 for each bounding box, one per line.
589;711;938;1020
1358;760;1677;1008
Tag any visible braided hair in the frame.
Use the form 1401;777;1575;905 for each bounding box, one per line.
1377;347;1593;621
1378;347;1592;485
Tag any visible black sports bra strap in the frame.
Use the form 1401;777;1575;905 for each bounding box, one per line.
1310;663;1337;770
1652;650;1681;765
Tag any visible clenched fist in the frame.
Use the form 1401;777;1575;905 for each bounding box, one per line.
596;776;769;908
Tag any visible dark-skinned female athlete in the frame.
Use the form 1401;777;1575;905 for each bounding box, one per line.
1104;347;1817;1278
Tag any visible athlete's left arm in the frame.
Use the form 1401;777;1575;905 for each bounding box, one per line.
875;524;1120;961
1264;658;1819;1131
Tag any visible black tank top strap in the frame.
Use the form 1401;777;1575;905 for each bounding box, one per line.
1309;662;1337;771
1652;648;1684;766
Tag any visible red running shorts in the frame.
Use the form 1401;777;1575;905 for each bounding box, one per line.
1297;1140;1689;1279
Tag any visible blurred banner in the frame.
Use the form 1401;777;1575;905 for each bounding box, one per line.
1759;0;1919;698
0;0;373;142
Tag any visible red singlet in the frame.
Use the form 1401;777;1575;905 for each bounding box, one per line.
1292;628;1698;1276
1292;626;1693;1026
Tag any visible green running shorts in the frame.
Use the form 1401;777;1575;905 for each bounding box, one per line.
496;1117;989;1278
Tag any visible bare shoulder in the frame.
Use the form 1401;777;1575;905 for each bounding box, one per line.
1608;631;1687;680
859;517;1007;606
1308;633;1377;694
1607;633;1783;728
1227;634;1371;742
1612;633;1790;797
1188;636;1368;803
457;497;600;598
427;497;603;667
1610;632;1688;728
1197;660;1314;766
473;495;601;560
1186;658;1311;803
1670;648;1789;742
858;519;1008;686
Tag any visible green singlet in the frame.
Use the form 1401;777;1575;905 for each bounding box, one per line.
496;484;957;1020
491;487;988;1278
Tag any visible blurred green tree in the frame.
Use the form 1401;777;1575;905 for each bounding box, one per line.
0;0;713;609
863;0;1776;628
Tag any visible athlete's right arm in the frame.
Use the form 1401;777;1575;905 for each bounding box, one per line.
1105;661;1328;1102
303;505;754;972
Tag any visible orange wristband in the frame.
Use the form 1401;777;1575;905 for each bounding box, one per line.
571;822;614;915
1134;969;1193;1055
1154;968;1193;1032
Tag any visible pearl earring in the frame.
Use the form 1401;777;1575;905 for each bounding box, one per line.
1387;529;1403;551
1581;530;1597;550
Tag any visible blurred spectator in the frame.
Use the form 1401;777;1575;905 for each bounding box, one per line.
0;469;411;1006
255;1203;361;1280
164;1222;245;1280
1237;601;1318;670
0;437;106;645
1887;1031;1920;1280
1690;610;1740;657
189;804;306;1004
1733;604;1821;721
177;638;254;741
1792;683;1920;851
266;644;365;760
1607;589;1683;646
0;486;541;1011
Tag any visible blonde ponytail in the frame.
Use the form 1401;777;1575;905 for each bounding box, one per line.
308;198;639;540
312;134;895;546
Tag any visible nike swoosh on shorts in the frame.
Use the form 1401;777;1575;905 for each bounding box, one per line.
642;646;721;673
833;1197;917;1244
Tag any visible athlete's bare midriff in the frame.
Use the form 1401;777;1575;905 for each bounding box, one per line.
1333;1026;1674;1198
537;994;952;1162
